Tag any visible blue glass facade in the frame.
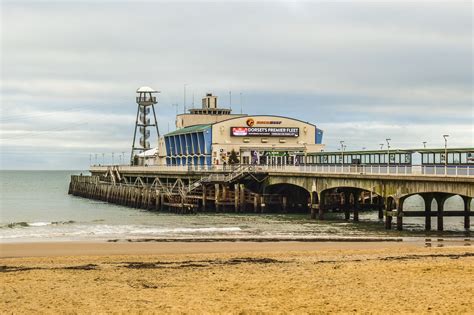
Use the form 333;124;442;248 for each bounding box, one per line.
164;125;212;166
316;128;324;144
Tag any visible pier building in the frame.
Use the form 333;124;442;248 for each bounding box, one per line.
154;93;324;166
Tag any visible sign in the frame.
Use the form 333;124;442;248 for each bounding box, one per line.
231;127;299;137
246;118;282;127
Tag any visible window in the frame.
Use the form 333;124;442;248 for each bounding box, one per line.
434;153;441;164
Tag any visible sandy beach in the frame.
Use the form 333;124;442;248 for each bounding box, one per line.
1;240;473;314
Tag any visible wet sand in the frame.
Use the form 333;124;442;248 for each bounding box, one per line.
1;241;473;314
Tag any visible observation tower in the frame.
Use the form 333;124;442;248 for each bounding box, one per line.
130;86;160;164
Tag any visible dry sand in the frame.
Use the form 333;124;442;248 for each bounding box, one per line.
1;241;473;314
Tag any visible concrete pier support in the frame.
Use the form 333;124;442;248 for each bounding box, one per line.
318;192;325;220
463;196;471;230
343;192;351;221
396;198;404;231
434;195;447;231
353;192;360;222
385;198;394;230
378;197;384;219
282;196;288;213
422;194;432;231
310;191;318;220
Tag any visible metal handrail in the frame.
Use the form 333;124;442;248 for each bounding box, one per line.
90;164;474;177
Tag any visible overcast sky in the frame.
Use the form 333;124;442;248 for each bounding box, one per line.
1;0;472;169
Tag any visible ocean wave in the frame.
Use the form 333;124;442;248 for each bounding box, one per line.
0;224;244;241
2;220;76;229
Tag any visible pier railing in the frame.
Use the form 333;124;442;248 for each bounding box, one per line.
90;164;474;177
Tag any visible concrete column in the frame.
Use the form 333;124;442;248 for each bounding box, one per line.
378;197;384;219
463;196;471;230
385;198;394;230
422;194;432;231
310;191;318;220
282;196;288;213
396;198;404;231
353;191;360;222
318;192;325;220
434;195;447;231
344;192;351;221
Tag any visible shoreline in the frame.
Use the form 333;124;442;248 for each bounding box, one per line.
2;237;472;258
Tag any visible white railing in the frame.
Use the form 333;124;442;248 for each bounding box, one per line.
90;164;474;177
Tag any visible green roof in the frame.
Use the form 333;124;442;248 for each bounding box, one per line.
164;124;212;137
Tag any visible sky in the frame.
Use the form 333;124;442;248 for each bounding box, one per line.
1;0;472;170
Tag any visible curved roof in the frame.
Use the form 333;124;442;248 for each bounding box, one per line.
136;86;157;93
213;114;318;128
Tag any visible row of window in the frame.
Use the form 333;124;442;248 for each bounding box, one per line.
421;152;472;165
164;131;211;156
166;156;212;166
299;153;412;165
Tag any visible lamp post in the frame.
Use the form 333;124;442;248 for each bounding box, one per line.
379;143;384;150
94;154;98;165
423;141;427;149
340;141;345;167
386;138;391;172
443;134;449;175
172;103;179;116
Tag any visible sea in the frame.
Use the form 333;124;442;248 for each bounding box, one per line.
0;171;471;243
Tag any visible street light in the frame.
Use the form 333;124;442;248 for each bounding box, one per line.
443;135;449;175
386;138;391;171
172;103;179;116
340;141;345;166
379;143;384;150
422;141;427;149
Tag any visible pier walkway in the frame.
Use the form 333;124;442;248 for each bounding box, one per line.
68;164;474;231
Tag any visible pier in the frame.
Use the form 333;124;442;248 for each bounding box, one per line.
69;164;473;231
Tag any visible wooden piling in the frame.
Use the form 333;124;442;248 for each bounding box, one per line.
215;184;220;212
234;184;240;212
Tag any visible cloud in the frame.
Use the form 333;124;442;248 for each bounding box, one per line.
1;1;472;169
